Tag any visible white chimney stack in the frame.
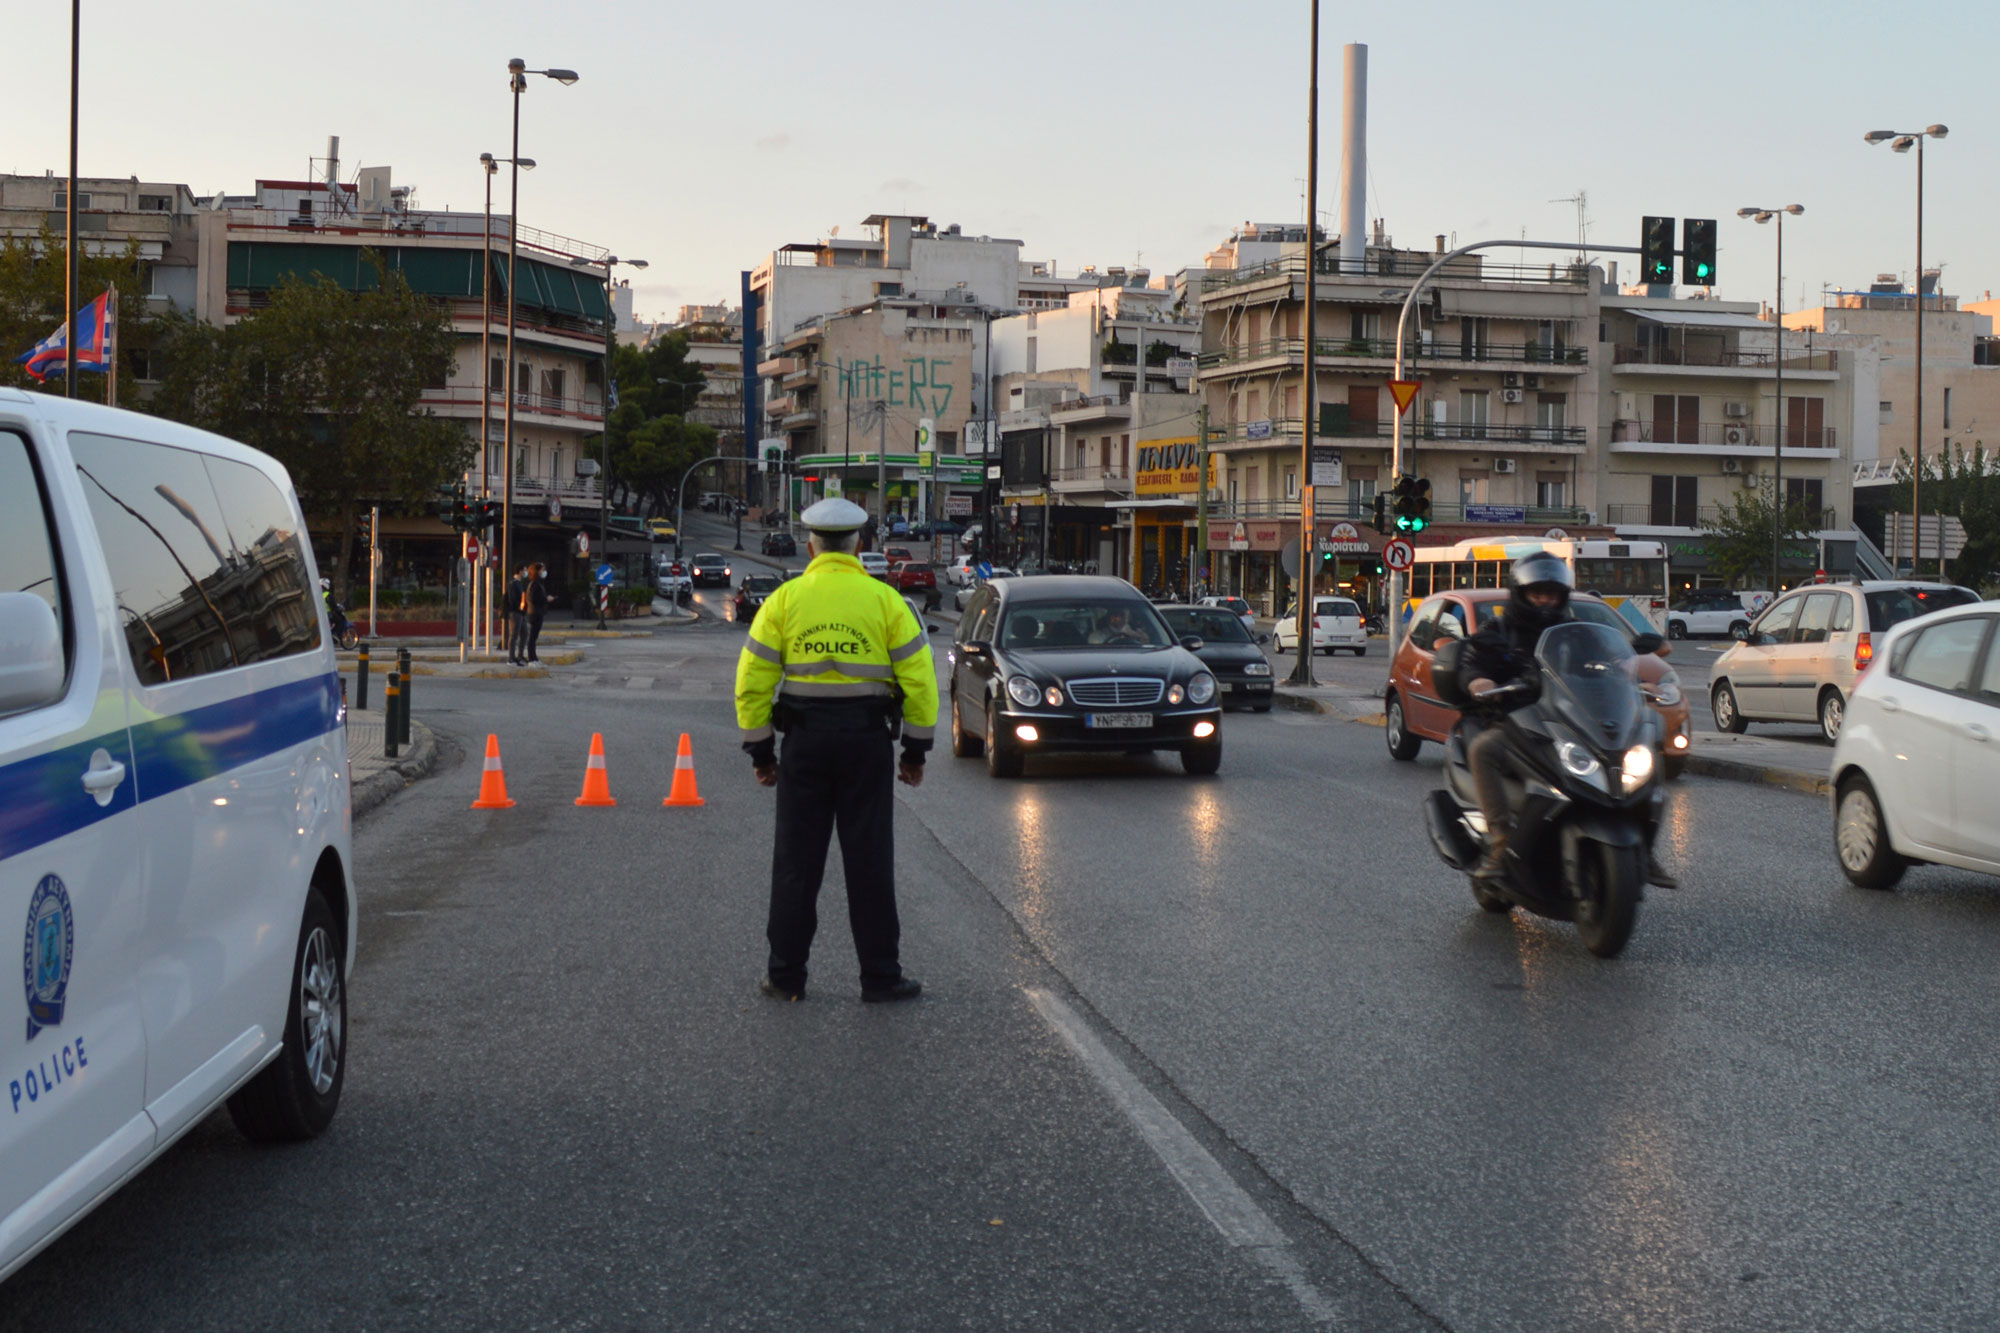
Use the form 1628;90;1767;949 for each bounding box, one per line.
1338;44;1367;275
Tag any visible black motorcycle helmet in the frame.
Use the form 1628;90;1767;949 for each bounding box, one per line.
1507;551;1575;633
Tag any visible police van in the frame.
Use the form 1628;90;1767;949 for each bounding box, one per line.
0;391;353;1281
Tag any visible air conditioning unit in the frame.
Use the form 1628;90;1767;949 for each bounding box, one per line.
1724;400;1749;418
1501;388;1524;404
1502;373;1521;388
1493;458;1517;474
1523;374;1541;390
1723;425;1748;447
1721;457;1742;474
1743;471;1761;489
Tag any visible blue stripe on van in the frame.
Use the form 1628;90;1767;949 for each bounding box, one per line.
0;674;341;864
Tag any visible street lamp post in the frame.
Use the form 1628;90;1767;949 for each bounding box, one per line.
501;57;579;645
1737;204;1803;593
1865;124;1948;575
477;151;535;657
573;253;647;626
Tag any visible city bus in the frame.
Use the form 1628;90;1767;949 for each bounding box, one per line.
1404;536;1671;632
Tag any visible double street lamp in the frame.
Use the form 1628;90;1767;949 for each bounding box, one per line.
1864;123;1949;575
1736;203;1803;593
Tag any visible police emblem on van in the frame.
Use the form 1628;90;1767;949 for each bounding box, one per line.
22;875;73;1040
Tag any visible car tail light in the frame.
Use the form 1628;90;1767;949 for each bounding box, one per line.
1855;631;1873;673
1312;618;1321;629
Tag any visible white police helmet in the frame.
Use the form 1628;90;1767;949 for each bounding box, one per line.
800;497;869;533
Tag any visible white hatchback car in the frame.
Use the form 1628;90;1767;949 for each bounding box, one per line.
1272;596;1369;656
1830;601;2000;889
0;393;354;1282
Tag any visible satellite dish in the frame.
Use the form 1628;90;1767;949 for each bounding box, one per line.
210;191;226;210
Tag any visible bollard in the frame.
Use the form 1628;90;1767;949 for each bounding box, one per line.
396;648;413;748
383;673;400;760
356;641;370;711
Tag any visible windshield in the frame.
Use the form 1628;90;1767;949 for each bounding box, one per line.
743;575;780;593
1000;600;1173;649
1535;621;1645;750
1163;607;1253;643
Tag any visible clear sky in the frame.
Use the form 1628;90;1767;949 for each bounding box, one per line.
6;0;1994;321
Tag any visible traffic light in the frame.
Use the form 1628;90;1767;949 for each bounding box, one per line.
1682;218;1717;286
477;499;503;530
1641;216;1676;285
1409;477;1431;533
1371;492;1388;531
1391;475;1432;535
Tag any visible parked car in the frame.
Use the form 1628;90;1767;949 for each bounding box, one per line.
1385;588;1693;778
0;393;355;1281
858;552;891;580
894;561;937;593
760;531;797;557
1666;588;1757;640
945;555;979;587
1709;581;1980;742
1830;600;2000;889
1161;604;1274;711
882;545;917;569
1272;596;1369;656
955;568;1014;611
947;575;1223;776
1197;595;1258;638
733;573;783;623
647;517;677;541
654;557;692;601
690;553;733;587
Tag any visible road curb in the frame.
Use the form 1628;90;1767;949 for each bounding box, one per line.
352;718;440;819
1272;689;1387;726
1679;751;1831;797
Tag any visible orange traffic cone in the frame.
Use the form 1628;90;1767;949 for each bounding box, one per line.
575;732;617;807
470;734;516;809
662;732;706;808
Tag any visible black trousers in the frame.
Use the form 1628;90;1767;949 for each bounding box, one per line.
525;614;545;660
767;725;901;992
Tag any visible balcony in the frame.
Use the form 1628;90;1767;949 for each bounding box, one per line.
1206;417;1587;451
1204;496;1592;526
1050;464;1134;496
1609;420;1838;456
1050;394;1132;423
1606;502;1839;534
510;474;605;510
1197;337;1586;373
1196;251;1593;296
758;355;799;378
1611;345;1839;377
418;387;604;427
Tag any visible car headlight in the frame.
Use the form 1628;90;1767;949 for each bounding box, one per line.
1187;673;1217;704
1621;745;1655;791
1555;737;1602;779
1168;683;1185;704
1649;670;1683;707
1007;675;1042;707
1043;685;1063;707
1243;661;1272;677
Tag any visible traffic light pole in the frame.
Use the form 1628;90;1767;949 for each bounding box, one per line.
1386;236;1640;659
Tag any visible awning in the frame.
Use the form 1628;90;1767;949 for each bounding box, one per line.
1634;310;1773;331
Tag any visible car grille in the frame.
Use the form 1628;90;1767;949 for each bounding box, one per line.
1065;677;1165;707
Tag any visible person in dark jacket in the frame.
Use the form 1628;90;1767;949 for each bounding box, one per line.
524;563;550;663
506;565;530;665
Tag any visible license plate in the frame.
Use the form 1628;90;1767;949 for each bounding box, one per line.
1086;712;1152;729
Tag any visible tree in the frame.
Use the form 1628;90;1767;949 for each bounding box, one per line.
148;256;467;601
1698;487;1818;589
600;333;712;518
1882;445;2000;593
0;223;162;397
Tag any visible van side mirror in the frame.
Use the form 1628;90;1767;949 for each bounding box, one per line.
0;593;64;713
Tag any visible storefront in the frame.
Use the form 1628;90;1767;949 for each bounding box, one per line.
1127;440;1217;597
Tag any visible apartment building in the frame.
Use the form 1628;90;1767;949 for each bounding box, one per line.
0;171;203;319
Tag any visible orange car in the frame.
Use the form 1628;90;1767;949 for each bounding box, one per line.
1384;588;1692;778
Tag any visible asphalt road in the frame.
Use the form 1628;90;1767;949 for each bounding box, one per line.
11;578;2000;1330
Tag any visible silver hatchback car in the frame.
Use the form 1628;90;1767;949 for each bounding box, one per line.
1710;580;1980;740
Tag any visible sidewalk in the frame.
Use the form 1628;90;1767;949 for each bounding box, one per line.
346;705;439;817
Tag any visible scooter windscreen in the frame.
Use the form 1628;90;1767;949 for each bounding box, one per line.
1534;621;1646;751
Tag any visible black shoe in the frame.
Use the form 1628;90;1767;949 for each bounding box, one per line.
1471;835;1509;885
759;976;804;1002
862;978;922;1003
1646;854;1679;890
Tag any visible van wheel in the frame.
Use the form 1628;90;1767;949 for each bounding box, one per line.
1711;681;1747;734
1818;688;1845;742
1836;775;1906;890
1385;694;1422;760
951;690;983;758
985;703;1022;778
228;891;345;1142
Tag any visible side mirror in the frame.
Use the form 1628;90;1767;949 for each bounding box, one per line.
1630;632;1665;656
962;641;989;657
1180;635;1205;651
0;593;65;713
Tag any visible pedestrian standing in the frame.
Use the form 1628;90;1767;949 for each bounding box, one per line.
506;564;530;665
524;562;549;663
735;497;937;1003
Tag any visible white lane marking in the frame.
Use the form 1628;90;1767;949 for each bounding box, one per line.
1026;987;1337;1325
626;676;655;690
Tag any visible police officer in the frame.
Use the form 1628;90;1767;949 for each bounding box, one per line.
736;497;938;1003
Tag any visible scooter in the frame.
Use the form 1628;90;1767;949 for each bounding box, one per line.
326;600;360;651
1421;622;1667;959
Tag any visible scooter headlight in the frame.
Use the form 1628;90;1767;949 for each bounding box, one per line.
1621;745;1655;791
1555;738;1602;780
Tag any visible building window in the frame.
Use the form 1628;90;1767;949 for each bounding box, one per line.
551;446;564;481
1652;393;1700;444
1459;475;1489;506
1785;477;1825;522
1785;395;1825;449
1284;468;1298;499
1348;310;1380;342
1460;317;1490;360
1649;474;1698;527
490;356;504;391
1537;479;1567;509
138;194;172;212
1026;337;1037;373
937;430;957;453
1879;400;1893;423
875;281;901;297
53;190;91;210
1536;393;1567;431
125;348;153;382
1459;390;1489;428
1348;476;1377;511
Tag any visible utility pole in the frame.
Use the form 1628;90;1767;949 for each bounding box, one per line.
1288;0;1320;687
876;399;888;533
1195;402;1210;595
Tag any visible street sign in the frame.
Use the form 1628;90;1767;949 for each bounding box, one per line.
1388;380;1423;415
595;563;615;587
463;534;481;562
1383;537;1416;572
547;496;563;522
916;419;934;450
1310;444;1343;487
977;562;993;580
574;531;591;558
1884;513;1968;560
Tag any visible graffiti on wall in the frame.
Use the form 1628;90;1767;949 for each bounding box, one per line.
836;357;957;417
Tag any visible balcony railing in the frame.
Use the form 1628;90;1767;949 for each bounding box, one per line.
222;209;606;263
1605;503;1838;530
510;475;604;505
1050;464;1133;484
1050;394;1131;417
1205;497;1593;526
1198;337;1586;371
1611;420;1837;450
1206;417;1586;448
419;387;604;424
1198;251;1594;295
1612;345;1839;372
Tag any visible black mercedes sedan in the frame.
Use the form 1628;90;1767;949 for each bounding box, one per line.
1160;604;1274;712
946;575;1224;777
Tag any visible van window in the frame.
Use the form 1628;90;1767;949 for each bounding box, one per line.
0;430;70;681
71;433;321;685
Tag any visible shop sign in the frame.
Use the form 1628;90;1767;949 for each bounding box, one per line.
1135;437;1219;495
1245;419;1274;441
1166;357;1197;380
945;494;974;516
1465;504;1527;524
1246;522;1286;551
1310;445;1343;488
1318;521;1372;555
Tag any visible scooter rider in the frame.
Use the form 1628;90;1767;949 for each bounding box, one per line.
1463;553;1677;889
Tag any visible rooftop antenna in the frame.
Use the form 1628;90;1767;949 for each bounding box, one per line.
1549;189;1588;261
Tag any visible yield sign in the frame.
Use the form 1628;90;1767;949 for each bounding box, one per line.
1388;380;1423;415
